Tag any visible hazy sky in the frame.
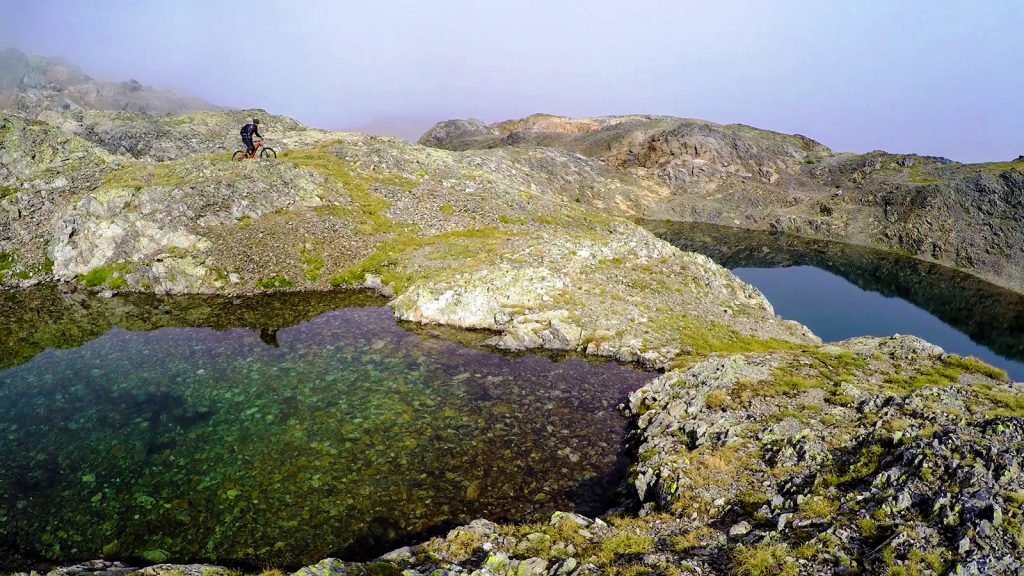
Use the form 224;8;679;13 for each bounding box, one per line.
2;0;1021;161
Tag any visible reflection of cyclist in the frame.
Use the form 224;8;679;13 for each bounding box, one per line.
240;118;262;158
259;327;279;347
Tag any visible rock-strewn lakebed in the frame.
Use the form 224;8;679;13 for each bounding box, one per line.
3;86;1024;575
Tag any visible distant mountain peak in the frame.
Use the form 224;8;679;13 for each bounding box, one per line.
0;47;217;116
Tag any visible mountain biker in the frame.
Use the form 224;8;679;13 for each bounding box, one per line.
240;118;262;158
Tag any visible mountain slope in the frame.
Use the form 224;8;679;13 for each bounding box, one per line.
421;114;1024;293
0;47;216;116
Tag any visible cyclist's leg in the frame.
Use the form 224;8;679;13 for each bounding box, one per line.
243;136;255;157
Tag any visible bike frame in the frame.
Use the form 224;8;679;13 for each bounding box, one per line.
247;140;263;159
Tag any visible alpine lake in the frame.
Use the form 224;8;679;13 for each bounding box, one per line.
0;288;653;569
646;220;1024;382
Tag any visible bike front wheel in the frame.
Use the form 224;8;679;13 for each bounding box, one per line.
232;150;246;161
260;147;277;160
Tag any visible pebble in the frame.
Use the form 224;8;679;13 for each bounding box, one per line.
729;521;751;537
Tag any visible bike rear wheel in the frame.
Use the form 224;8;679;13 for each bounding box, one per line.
232;150;246;161
260;147;277;160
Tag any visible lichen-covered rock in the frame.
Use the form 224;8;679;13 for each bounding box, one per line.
623;336;1023;574
390;222;817;369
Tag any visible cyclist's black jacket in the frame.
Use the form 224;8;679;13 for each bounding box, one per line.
240;123;262;139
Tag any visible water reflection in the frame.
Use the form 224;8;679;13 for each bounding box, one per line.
0;288;652;569
646;220;1024;380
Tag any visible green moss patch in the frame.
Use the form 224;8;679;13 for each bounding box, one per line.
77;263;133;289
256;276;294;290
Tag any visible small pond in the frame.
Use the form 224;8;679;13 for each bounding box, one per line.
0;287;653;569
647;220;1024;381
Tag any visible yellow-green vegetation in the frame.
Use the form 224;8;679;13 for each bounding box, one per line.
328;227;514;292
810;349;868;373
669;444;759;517
902;162;942;185
497;215;528;225
822;443;885;487
0;184;18;198
102;161;191;191
299;245;326;282
0;252;15;282
738;347;1012;415
256;276;294;290
495;515;664;572
942;354;1009;382
281;142;417;236
596;532;656;562
765;349;865;398
670;526;717;553
768;371;823;396
78;263;133;289
704;389;730;411
652;312;808;367
731;543;798;576
713;366;833;412
439;204;456;216
883;364;962;394
858;516;880;539
973;381;1024;417
502;515;592;558
883;545;949;576
968;161;1024;175
797;495;839;521
435;528;486;563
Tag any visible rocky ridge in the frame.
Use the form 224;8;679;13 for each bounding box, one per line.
1;110;811;370
420;114;1024;294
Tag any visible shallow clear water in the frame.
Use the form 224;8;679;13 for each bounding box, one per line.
0;287;652;569
648;221;1024;381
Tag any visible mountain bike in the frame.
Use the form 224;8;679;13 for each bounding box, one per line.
233;139;276;161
